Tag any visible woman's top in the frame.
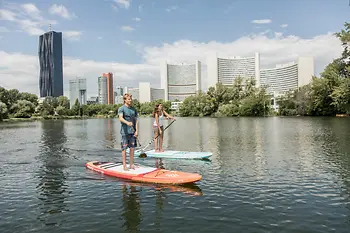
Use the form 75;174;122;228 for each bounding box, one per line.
153;111;164;127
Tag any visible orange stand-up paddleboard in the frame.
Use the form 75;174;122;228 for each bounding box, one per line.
86;161;202;184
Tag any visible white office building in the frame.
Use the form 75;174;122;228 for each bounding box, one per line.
114;86;124;104
69;78;87;108
207;52;260;88
125;83;165;103
260;57;314;95
98;76;107;104
160;61;201;101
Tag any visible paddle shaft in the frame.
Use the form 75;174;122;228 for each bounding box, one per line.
139;119;176;152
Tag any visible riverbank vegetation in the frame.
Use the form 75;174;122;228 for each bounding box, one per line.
0;89;172;122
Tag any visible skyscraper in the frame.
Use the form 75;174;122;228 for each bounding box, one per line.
103;72;114;104
69;78;87;108
98;73;114;104
38;31;63;97
160;61;201;101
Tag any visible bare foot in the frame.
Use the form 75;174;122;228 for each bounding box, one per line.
123;166;129;171
160;149;164;152
129;164;135;170
155;149;159;152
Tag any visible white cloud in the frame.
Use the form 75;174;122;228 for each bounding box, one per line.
49;4;76;20
252;19;272;24
97;36;103;40
132;17;141;21
0;31;343;98
121;26;135;32
166;6;178;12
280;24;288;28
63;31;82;41
114;0;131;9
0;3;81;37
21;3;42;20
0;9;17;21
138;4;143;12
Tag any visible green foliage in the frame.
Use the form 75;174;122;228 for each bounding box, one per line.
10;100;36;118
0;101;8;120
180;80;270;117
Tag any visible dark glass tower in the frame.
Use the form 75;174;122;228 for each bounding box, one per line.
38;31;63;97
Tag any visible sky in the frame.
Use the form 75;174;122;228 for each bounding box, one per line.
0;0;349;98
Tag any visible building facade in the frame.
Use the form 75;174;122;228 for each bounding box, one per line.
207;52;260;88
103;73;114;104
98;73;114;104
114;86;124;104
38;31;63;97
160;61;201;101
69;78;87;108
260;57;314;95
124;83;165;103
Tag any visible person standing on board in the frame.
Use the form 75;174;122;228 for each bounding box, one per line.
152;103;176;152
118;93;139;170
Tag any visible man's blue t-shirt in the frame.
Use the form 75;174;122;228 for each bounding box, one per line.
118;105;138;136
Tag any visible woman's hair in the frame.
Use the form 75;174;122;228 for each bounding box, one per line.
152;103;161;118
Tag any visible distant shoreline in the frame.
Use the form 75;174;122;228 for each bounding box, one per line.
1;113;349;123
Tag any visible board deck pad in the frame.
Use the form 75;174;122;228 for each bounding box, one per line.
99;162;157;175
131;149;213;159
86;161;202;184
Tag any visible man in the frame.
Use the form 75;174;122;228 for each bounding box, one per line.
118;93;138;170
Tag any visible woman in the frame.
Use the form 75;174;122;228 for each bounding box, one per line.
152;103;176;152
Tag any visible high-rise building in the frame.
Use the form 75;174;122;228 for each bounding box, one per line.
98;76;108;104
124;83;165;103
97;73;114;104
103;72;114;104
114;86;124;104
38;31;63;97
260;57;314;95
160;61;201;101
69;78;87;108
207;52;260;88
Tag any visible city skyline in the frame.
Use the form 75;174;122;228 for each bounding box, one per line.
0;0;348;98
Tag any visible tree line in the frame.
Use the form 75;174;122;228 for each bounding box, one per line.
0;89;172;121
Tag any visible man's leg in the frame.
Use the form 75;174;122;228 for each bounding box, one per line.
121;135;128;170
129;134;136;169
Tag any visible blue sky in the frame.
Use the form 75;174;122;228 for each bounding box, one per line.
0;0;349;97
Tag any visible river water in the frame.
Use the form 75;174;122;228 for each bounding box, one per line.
1;117;350;233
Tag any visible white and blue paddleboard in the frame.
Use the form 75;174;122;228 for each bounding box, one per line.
130;149;213;160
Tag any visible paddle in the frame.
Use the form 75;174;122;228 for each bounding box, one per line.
137;119;176;158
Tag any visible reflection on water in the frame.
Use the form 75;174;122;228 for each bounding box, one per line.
105;118;116;149
36;120;70;226
1;117;350;233
121;184;142;233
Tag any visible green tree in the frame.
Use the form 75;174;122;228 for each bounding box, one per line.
19;92;38;106
330;78;350;114
0;101;8;121
10;100;36;118
71;99;81;116
335;22;350;78
57;96;70;109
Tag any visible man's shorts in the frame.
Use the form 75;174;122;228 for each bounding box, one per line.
121;134;136;151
